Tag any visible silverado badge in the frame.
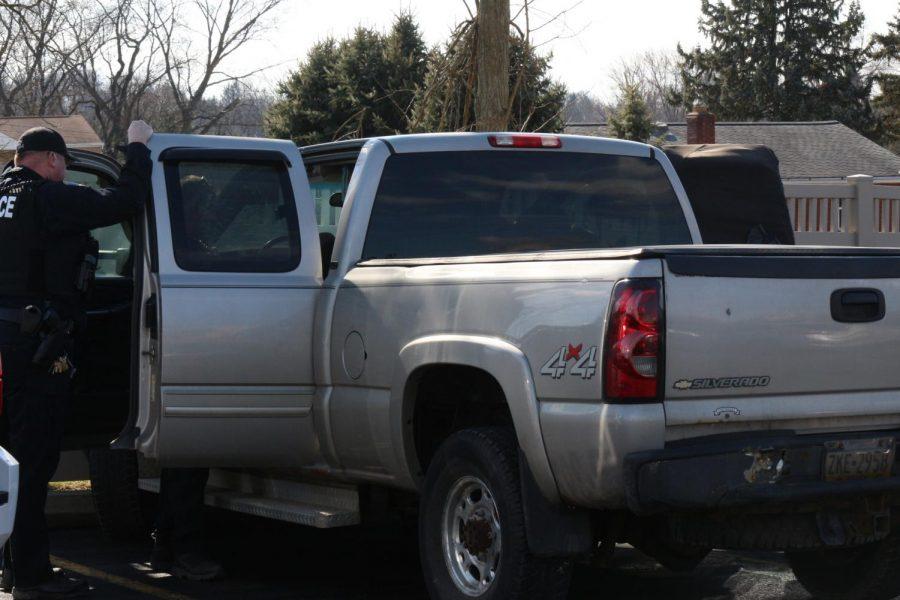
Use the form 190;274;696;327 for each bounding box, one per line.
674;376;771;391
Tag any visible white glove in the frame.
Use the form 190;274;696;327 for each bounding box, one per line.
128;120;154;146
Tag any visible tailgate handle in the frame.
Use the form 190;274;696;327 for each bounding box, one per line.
831;288;885;323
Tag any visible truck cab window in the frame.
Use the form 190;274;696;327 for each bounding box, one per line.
166;160;301;273
306;162;351;236
67;168;132;279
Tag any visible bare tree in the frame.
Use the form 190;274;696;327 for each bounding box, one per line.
57;0;281;151
0;1;38;11
153;0;283;134
65;0;167;152
0;0;86;115
475;0;510;131
609;50;685;122
413;0;576;133
564;91;609;123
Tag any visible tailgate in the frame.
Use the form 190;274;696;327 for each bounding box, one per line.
662;249;900;439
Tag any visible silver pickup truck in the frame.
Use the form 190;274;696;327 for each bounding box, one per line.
64;132;900;600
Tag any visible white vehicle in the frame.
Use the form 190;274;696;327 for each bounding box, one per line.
0;358;21;549
59;133;900;600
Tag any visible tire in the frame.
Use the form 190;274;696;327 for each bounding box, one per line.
87;447;151;541
419;427;572;600
787;533;900;600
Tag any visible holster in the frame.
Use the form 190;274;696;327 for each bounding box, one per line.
31;308;73;367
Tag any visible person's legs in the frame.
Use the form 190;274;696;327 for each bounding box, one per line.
4;331;55;588
1;326;84;596
154;468;209;554
153;468;223;581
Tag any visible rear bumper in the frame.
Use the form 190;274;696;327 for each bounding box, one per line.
624;429;900;514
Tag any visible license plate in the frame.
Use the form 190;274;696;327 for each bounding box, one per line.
824;437;895;482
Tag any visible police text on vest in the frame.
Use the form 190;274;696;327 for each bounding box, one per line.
0;196;15;219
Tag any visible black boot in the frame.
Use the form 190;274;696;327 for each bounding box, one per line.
148;541;174;571
1;565;14;592
171;552;224;581
12;570;88;599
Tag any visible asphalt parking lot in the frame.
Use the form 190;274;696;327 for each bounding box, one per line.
0;502;818;600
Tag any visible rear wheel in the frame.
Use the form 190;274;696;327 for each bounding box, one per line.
419;427;572;600
787;533;900;600
88;447;152;541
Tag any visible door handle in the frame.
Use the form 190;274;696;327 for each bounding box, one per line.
831;288;885;323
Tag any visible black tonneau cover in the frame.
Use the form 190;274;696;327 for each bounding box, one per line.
664;144;795;245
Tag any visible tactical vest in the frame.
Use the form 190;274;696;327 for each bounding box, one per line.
0;168;90;312
0;168;46;298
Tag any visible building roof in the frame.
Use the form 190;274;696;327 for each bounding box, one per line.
0;133;16;152
0;115;103;150
564;121;900;181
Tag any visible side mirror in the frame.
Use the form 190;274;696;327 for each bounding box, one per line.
329;192;344;208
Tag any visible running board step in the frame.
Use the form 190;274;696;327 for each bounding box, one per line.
139;469;360;529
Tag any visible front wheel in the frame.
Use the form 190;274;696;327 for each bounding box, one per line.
419;427;572;600
88;447;153;541
787;533;900;600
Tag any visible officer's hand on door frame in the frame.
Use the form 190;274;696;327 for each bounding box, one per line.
128;121;154;146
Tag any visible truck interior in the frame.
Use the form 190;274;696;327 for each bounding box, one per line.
63;151;137;450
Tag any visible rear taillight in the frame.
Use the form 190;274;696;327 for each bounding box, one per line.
603;279;663;402
488;134;562;149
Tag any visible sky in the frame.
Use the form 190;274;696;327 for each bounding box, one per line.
231;0;899;101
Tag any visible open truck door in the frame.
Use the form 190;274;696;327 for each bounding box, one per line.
129;135;322;468
62;150;137;450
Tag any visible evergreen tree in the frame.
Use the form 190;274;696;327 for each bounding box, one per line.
382;13;429;131
410;25;566;133
671;0;875;135
873;9;900;151
265;14;428;145
609;84;654;142
265;39;343;145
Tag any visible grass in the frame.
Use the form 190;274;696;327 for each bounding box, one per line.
49;480;91;493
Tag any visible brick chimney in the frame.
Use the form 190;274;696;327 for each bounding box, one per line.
686;104;716;144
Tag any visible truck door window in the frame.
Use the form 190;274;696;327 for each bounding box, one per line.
165;160;301;273
67;168;132;279
306;162;351;236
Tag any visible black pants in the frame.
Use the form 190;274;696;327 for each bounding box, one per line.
155;468;209;554
0;323;71;588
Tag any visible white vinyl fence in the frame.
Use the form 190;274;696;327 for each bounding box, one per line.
786;175;900;247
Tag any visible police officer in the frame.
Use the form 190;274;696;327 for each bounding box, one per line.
0;121;154;599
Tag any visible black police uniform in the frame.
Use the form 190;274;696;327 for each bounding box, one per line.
0;142;151;590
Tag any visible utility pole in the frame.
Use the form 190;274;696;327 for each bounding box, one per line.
475;0;509;132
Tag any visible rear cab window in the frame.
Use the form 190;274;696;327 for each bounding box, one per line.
305;162;353;236
362;151;692;260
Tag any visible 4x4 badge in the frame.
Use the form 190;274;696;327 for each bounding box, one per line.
540;344;598;380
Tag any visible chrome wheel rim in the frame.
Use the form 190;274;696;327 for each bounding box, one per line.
441;476;502;597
